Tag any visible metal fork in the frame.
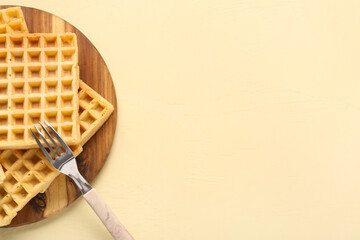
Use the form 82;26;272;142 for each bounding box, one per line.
31;120;134;240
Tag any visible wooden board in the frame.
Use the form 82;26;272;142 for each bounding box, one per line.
0;5;117;227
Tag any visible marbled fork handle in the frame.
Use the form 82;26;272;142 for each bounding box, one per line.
84;189;134;240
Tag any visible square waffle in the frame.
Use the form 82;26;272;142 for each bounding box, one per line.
0;80;114;226
0;33;81;149
0;7;28;34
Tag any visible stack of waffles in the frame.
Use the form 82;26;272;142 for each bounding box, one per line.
0;7;114;226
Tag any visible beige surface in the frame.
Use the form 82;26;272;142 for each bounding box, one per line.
1;0;360;239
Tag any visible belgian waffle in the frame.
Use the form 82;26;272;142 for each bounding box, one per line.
0;80;114;226
0;33;81;149
0;7;28;34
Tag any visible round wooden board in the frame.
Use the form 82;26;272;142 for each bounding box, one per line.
0;6;117;227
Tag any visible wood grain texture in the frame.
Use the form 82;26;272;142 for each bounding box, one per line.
0;5;117;227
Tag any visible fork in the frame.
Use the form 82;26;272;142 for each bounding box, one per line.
31;120;134;240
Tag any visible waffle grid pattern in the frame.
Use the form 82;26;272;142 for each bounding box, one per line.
0;7;28;34
0;146;82;226
0;33;80;149
0;81;114;226
79;81;114;146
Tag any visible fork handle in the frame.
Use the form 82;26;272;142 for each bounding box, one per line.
84;188;134;240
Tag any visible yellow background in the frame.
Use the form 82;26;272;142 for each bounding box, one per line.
1;0;360;239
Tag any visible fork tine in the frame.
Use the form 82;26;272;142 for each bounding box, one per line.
31;128;54;162
39;122;63;154
44;119;72;152
34;125;59;158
